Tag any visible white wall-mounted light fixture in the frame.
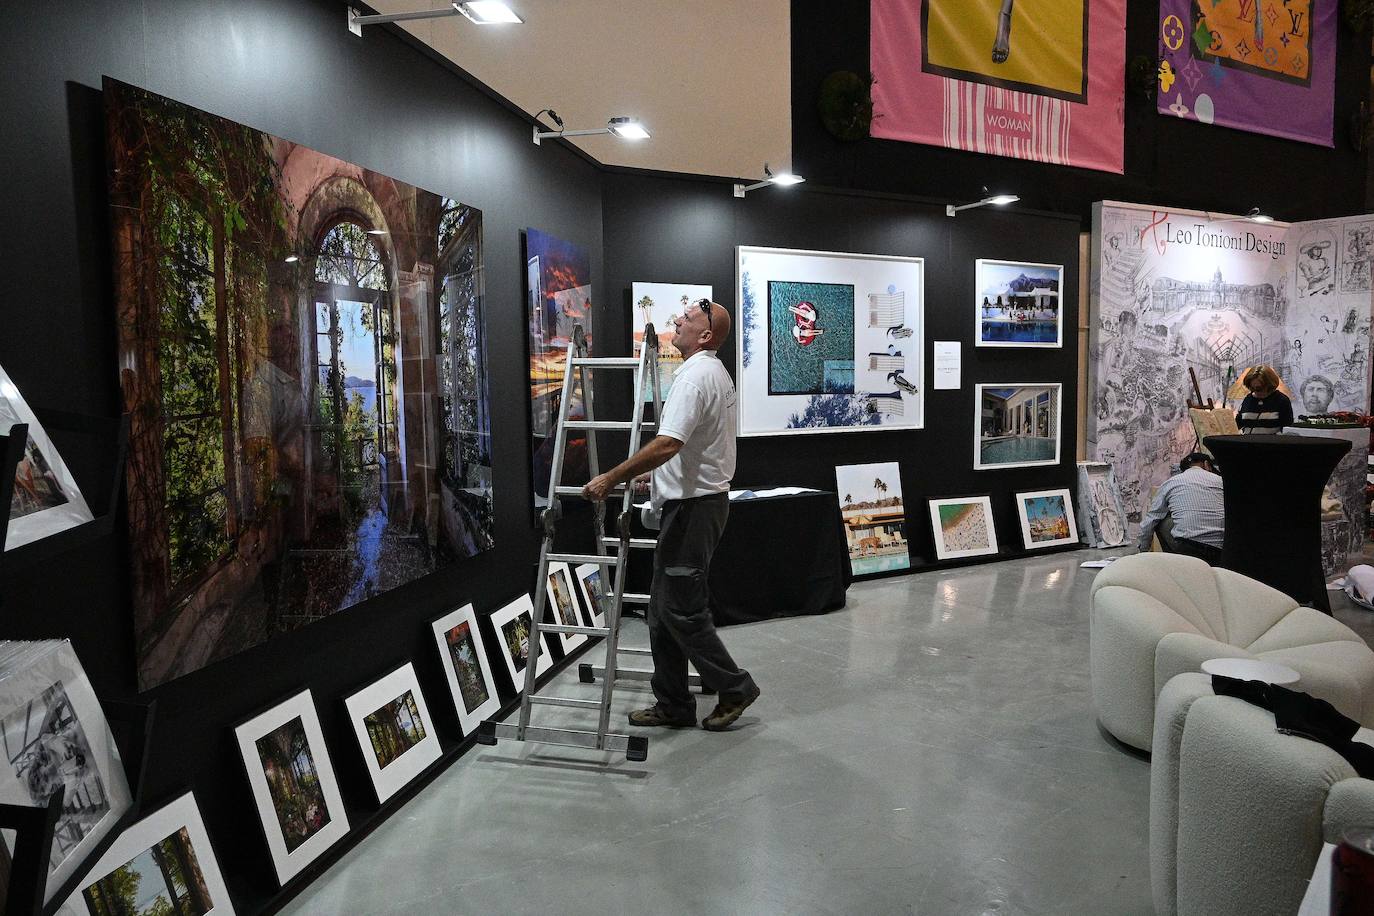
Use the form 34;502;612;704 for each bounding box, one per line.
945;190;1020;217
348;2;522;37
531;110;650;146
733;163;805;198
1246;208;1274;223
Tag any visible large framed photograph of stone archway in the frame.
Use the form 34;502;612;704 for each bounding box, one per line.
105;78;495;689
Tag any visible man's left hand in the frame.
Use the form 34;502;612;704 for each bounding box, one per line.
583;473;617;502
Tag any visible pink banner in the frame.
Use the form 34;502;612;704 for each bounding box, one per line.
871;0;1125;174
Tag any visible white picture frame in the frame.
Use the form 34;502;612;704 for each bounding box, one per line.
0;364;94;551
59;791;234;915
489;594;552;691
573;563;609;628
834;461;910;577
974;383;1063;470
631;282;712;403
543;562;587;653
232;689;349;886
736;246;925;437
974;259;1064;348
1015;488;1080;550
341;662;442;805
927;495;1000;560
0;640;132;904
430;603;501;736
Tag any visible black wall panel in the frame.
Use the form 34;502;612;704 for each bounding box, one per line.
1;0;603;909
791;0;1372;222
601;171;1081;564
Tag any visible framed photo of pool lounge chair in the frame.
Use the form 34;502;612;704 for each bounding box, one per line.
1014;488;1079;550
973;383;1062;470
974;259;1063;348
927;495;999;561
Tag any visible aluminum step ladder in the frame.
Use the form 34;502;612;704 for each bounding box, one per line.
476;323;662;761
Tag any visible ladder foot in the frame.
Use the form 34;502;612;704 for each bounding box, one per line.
578;663;596;684
475;721;498;746
626;736;649;762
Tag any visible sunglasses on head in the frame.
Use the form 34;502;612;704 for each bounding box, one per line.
695;298;713;334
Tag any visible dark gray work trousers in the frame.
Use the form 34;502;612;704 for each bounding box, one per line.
648;493;757;716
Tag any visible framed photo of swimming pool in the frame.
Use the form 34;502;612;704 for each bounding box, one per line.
342;662;442;804
59;791;234;916
927;495;999;561
973;383;1062;470
1014;488;1079;550
834;462;910;577
430;603;501;736
736;246;924;436
974;259;1063;348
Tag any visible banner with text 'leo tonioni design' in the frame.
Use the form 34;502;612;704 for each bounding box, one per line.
871;0;1125;173
1155;0;1335;146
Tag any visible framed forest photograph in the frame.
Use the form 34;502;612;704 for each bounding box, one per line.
232;690;348;885
60;791;233;916
342;662;442;804
430;603;501;736
489;595;552;691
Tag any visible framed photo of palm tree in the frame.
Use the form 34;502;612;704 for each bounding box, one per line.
834;462;910;577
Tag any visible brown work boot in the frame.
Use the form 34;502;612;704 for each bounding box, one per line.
701;683;761;731
627;705;696;728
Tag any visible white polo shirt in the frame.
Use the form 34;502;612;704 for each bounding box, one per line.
651;350;737;508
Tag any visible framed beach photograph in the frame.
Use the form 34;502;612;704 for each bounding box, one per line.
927;496;1000;561
1015;488;1080;550
489;595;552;692
232;690;348;886
0;640;133;904
574;563;610;628
631;282;711;402
736;246;925;436
975;259;1064;348
834;462;910;577
430;603;501;737
342;663;442;805
974;383;1062;470
59;791;233;916
543;562;588;653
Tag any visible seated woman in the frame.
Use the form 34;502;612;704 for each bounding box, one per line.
1235;365;1293;434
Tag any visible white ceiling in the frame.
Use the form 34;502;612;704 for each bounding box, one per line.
363;0;793;179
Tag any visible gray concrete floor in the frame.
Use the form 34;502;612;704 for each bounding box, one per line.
280;549;1374;916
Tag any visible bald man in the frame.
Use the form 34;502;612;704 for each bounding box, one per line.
583;299;760;731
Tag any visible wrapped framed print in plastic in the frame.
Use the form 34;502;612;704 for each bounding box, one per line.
57;791;233;915
0;640;132;904
0;366;93;551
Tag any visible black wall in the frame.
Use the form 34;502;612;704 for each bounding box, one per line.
2;0;603;910
601;171;1081;563
791;0;1373;222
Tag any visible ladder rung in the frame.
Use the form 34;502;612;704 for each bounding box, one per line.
484;722;648;761
564;420;656;431
542;623;610;636
528;695;603;710
617;646;653;656
554;485;626;498
571;357;641;368
621;592;650;604
601;537;657;549
547;552;619;566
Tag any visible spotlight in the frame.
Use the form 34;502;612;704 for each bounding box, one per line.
454;1;523;25
607;118;650;140
1247;208;1274;223
532;112;651;145
733;163;806;197
945;191;1020;217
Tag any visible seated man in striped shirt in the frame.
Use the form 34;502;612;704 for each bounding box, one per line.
1137;452;1226;566
1236;365;1294;433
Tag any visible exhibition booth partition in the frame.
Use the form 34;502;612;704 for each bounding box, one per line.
1;3;1365;916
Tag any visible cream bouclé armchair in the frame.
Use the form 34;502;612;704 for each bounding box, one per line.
1089;552;1374;750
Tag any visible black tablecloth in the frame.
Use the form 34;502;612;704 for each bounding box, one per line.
628;489;850;626
1205;433;1350;613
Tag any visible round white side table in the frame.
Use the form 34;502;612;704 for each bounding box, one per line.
1201;657;1301;686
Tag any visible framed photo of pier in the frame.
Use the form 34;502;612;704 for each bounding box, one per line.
975;260;1063;348
974;383;1062;470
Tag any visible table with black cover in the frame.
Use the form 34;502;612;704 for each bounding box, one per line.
1204;433;1351;613
628;489;850;625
